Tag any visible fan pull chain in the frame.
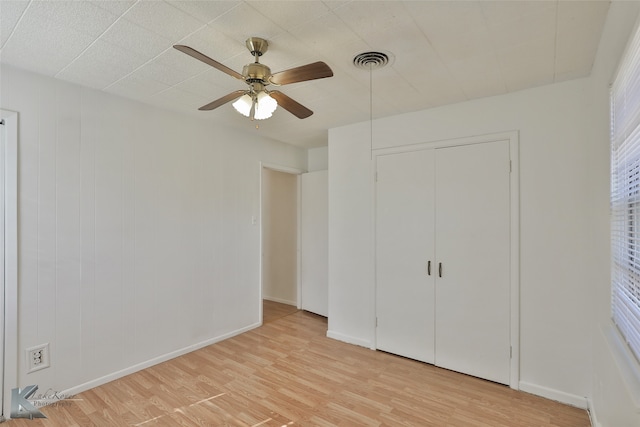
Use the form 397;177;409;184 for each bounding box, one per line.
370;63;373;159
351;50;391;159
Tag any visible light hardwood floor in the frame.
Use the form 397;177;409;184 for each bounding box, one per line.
6;307;590;426
262;300;299;324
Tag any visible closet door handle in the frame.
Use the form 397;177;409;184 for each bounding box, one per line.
427;260;431;276
438;262;443;278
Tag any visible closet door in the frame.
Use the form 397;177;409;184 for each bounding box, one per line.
434;140;511;385
375;149;436;363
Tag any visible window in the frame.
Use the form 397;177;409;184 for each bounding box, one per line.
611;20;640;362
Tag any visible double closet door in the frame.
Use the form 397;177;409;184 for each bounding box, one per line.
375;139;511;385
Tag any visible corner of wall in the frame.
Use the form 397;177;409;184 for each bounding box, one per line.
307;146;329;172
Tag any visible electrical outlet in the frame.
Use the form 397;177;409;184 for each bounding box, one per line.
26;343;50;373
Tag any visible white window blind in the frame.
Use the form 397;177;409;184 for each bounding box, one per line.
611;19;640;362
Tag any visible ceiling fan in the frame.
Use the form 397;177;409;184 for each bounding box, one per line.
173;37;333;120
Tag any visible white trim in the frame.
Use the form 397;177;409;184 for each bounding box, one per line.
373;131;520;156
296;174;302;310
372;130;520;390
57;322;261;403
0;110;17;419
509;133;521;390
519;381;589;410
326;330;374;350
260;162;306;176
258;163;264;323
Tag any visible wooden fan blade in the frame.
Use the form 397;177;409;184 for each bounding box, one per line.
199;90;246;111
269;91;313;119
269;62;333;85
174;45;243;80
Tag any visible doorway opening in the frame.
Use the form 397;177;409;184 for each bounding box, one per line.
260;164;302;324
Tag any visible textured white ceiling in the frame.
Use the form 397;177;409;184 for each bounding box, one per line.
0;0;610;148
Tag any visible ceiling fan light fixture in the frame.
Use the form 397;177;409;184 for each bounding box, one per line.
175;37;333;120
232;94;253;117
233;91;278;120
254;91;278;120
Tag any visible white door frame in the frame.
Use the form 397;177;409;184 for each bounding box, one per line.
258;162;305;322
0;110;18;418
373;131;520;389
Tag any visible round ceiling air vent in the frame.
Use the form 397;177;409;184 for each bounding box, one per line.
352;51;393;70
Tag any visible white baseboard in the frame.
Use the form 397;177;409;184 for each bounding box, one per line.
59;322;261;400
263;296;297;306
519;381;588;409
326;330;374;350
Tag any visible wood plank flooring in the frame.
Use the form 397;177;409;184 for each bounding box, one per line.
6;306;590;426
262;300;299;324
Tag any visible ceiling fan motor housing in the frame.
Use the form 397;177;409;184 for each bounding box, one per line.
243;63;272;84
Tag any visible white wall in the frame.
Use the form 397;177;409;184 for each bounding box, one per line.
328;3;640;421
329;52;596;407
262;168;298;305
301;170;328;317
0;65;306;396
308;146;328;172
327;131;375;348
587;2;640;426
